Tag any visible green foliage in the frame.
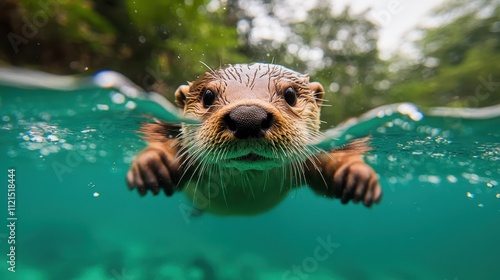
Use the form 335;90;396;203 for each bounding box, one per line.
3;0;245;94
1;0;498;126
125;0;248;87
387;0;500;108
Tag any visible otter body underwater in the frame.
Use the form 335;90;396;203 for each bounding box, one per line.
127;63;382;215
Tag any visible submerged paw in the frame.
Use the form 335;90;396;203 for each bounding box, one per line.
333;161;382;207
126;149;176;196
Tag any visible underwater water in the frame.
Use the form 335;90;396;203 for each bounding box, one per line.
0;68;499;280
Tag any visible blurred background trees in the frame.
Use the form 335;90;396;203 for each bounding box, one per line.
387;0;500;109
1;0;499;127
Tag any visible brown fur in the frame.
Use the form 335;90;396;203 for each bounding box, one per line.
127;63;381;214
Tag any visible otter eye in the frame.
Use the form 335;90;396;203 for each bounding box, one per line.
284;87;297;106
202;89;215;108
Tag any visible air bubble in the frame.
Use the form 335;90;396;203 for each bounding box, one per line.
446;175;457;183
486;180;497;188
31;135;44;143
111;92;126;104
96;104;109;111
47;135;59;142
62;143;73;150
125;101;136;109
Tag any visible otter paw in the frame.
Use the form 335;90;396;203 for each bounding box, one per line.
332;161;382;207
126;148;177;196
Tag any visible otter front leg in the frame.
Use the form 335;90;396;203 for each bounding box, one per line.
127;142;183;196
306;150;382;207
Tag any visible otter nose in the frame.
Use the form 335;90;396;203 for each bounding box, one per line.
224;105;273;139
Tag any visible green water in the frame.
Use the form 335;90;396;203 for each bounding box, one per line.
0;69;499;280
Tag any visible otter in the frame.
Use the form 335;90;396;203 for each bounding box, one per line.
126;63;381;215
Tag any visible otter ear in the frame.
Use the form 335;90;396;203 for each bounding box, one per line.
175;84;190;108
309;82;324;107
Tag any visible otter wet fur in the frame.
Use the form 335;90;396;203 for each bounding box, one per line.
126;63;382;215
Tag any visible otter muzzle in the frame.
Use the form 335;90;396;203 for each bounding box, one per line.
223;105;274;139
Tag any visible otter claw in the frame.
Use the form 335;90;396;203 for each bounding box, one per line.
333;161;381;207
126;148;176;196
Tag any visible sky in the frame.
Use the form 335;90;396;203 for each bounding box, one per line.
241;0;448;61
332;0;446;59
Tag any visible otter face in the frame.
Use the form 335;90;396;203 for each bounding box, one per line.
175;63;324;171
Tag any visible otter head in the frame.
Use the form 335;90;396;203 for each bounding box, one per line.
175;63;324;171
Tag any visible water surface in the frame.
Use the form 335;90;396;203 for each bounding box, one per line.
0;69;499;280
